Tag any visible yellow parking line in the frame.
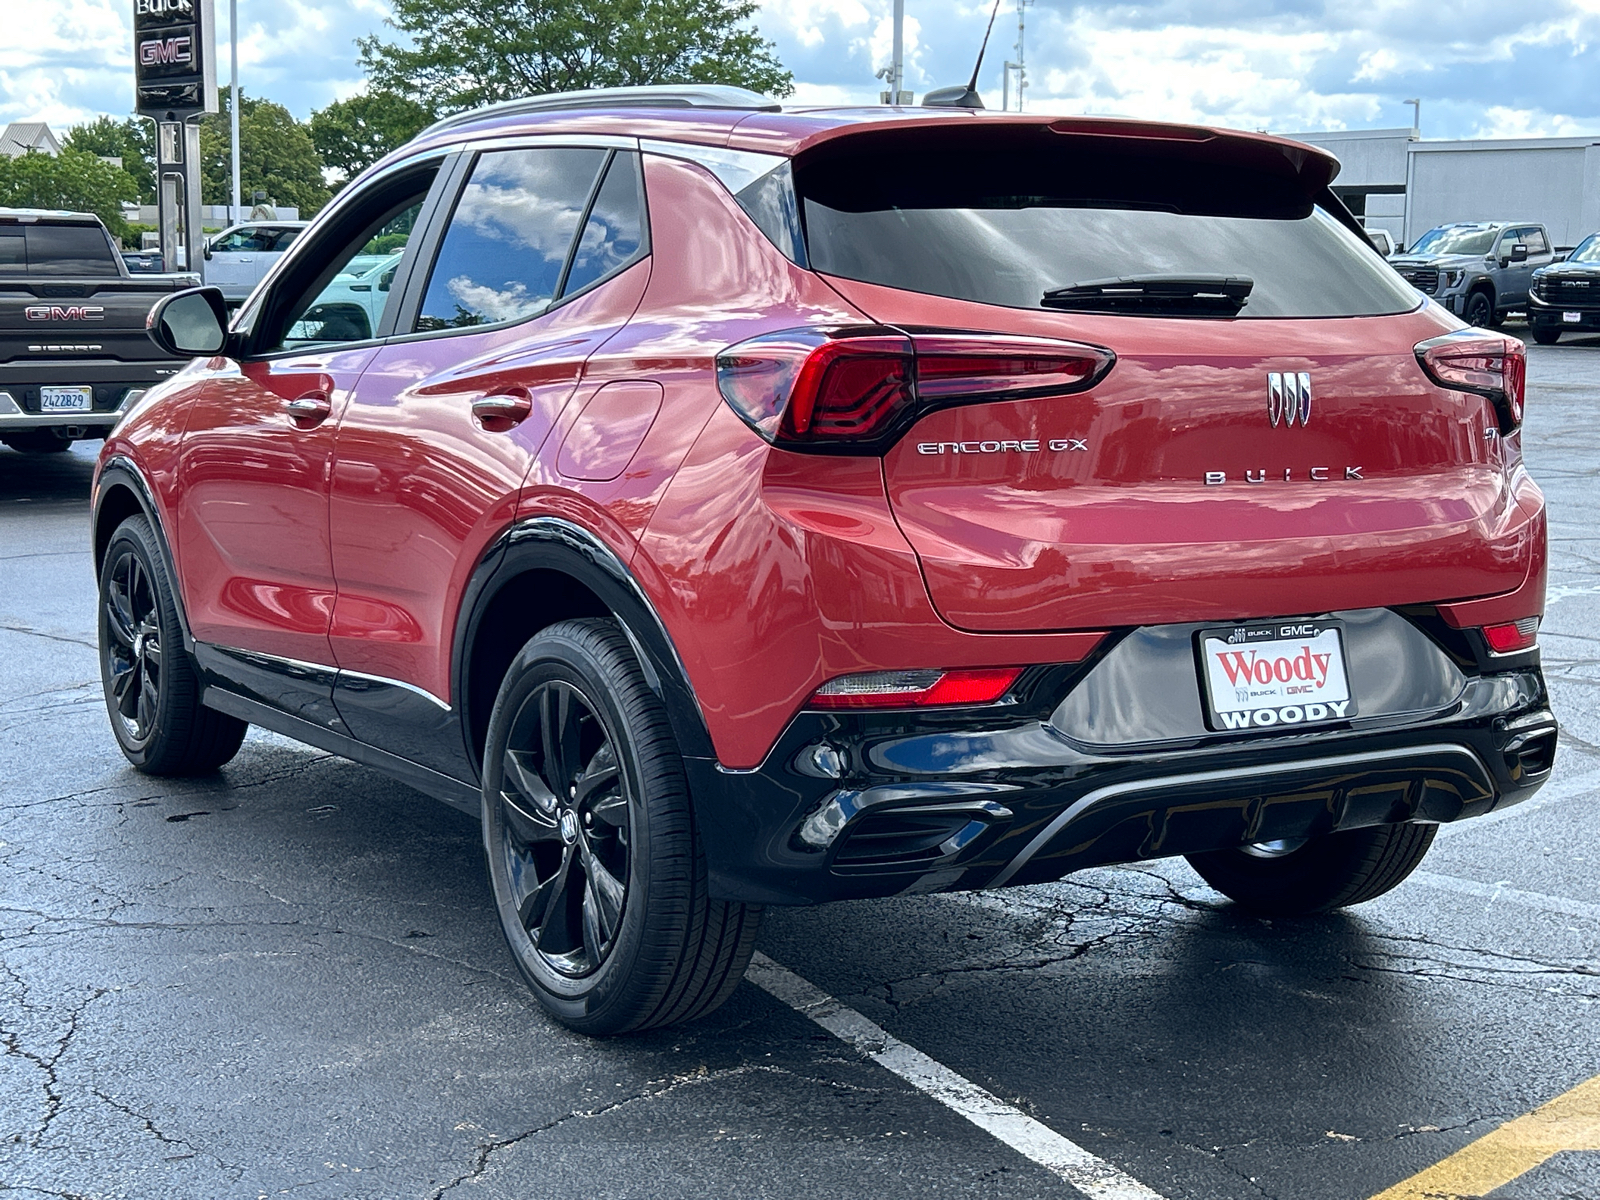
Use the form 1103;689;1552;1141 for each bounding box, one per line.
1368;1073;1600;1200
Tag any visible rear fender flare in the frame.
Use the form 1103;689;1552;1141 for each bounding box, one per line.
450;516;714;775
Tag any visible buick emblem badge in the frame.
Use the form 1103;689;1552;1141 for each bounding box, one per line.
1268;372;1311;427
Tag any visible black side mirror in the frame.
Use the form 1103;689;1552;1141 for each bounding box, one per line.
379;268;395;292
202;243;213;260
1510;244;1529;263
146;286;231;357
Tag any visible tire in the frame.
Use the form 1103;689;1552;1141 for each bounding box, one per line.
98;515;247;774
481;618;761;1036
3;431;73;453
1531;324;1562;345
1184;822;1437;916
1464;291;1494;328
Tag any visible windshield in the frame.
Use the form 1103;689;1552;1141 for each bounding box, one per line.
1568;234;1600;264
797;131;1418;319
1409;226;1499;256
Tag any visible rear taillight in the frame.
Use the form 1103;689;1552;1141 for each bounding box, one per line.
809;667;1023;709
716;327;1114;452
1414;329;1526;435
1482;616;1539;654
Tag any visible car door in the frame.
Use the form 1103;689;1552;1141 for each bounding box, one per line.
1495;228;1535;306
202;227;258;298
174;161;445;730
325;144;650;777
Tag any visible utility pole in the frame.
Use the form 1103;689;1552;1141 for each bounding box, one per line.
230;0;241;224
1404;98;1421;138
1002;60;1019;111
879;0;910;104
1013;0;1032;111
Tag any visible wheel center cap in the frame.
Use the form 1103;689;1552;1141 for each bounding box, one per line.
558;811;580;846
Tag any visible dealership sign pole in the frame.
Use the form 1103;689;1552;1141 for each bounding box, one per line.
133;0;217;273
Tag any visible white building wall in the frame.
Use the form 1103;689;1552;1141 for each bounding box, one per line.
1404;140;1600;249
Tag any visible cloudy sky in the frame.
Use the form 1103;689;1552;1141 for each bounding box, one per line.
5;0;1599;140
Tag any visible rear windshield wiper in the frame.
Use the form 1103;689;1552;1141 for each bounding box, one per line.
1042;275;1253;316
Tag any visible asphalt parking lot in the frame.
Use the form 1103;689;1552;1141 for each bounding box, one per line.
2;336;1597;1200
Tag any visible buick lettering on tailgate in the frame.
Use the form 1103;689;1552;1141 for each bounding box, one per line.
1198;621;1357;731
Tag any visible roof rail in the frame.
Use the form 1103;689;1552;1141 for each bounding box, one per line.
421;85;782;137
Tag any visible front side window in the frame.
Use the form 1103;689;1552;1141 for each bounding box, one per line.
416;148;608;331
213;228;269;252
281;203;424;347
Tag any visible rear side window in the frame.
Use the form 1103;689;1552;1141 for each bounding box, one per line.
795;130;1420;319
416;147;608;331
560;152;646;298
0;223;120;275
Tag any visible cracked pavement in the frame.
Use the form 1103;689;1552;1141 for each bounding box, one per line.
2;335;1598;1200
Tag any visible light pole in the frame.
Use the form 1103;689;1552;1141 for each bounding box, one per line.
230;0;241;224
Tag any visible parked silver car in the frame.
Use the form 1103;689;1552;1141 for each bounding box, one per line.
201;221;308;303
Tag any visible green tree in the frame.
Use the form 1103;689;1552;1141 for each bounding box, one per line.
310;91;435;183
200;88;330;217
63;116;156;201
357;0;792;116
0;149;139;239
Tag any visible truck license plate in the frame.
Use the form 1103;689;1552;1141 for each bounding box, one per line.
1564;311;1583;323
39;386;92;413
1197;621;1356;732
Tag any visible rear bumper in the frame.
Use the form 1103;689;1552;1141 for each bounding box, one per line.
687;658;1557;906
0;360;179;434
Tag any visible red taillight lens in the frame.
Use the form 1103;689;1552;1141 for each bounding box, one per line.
1415;329;1526;434
809;667;1023;709
717;328;1114;451
1482;616;1539;654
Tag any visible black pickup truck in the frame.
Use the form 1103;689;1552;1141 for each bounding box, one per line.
1;209;198;454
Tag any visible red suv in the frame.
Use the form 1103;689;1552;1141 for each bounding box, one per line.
93;86;1557;1035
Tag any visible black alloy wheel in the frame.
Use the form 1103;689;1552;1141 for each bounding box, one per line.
97;515;247;774
482;619;762;1035
496;679;632;977
103;545;163;743
1465;291;1495;327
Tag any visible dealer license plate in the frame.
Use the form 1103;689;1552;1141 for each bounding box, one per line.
1563;311;1583;323
39;386;92;413
1197;620;1357;732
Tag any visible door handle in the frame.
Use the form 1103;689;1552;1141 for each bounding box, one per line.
472;390;533;431
285;392;332;427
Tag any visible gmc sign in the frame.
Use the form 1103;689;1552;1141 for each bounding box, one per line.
25;306;106;322
134;0;214;116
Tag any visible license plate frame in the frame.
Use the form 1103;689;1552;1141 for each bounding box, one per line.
1563;311;1583;323
1195;619;1357;733
39;386;93;413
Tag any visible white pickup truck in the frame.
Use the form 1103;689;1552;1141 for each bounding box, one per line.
201;221;308;303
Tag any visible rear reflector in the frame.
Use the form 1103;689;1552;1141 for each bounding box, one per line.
809;667;1023;709
717;327;1113;452
1414;329;1526;434
1482;617;1539;654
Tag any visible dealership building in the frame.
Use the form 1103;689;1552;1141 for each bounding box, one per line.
1288;126;1600;252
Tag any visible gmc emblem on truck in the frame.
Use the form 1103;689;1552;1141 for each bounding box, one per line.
24;305;105;322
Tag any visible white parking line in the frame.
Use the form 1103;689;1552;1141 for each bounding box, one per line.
746;952;1168;1200
1411;871;1600;924
1435;765;1599;840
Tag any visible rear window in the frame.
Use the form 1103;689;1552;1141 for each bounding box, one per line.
794;130;1420;319
9;222;121;275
